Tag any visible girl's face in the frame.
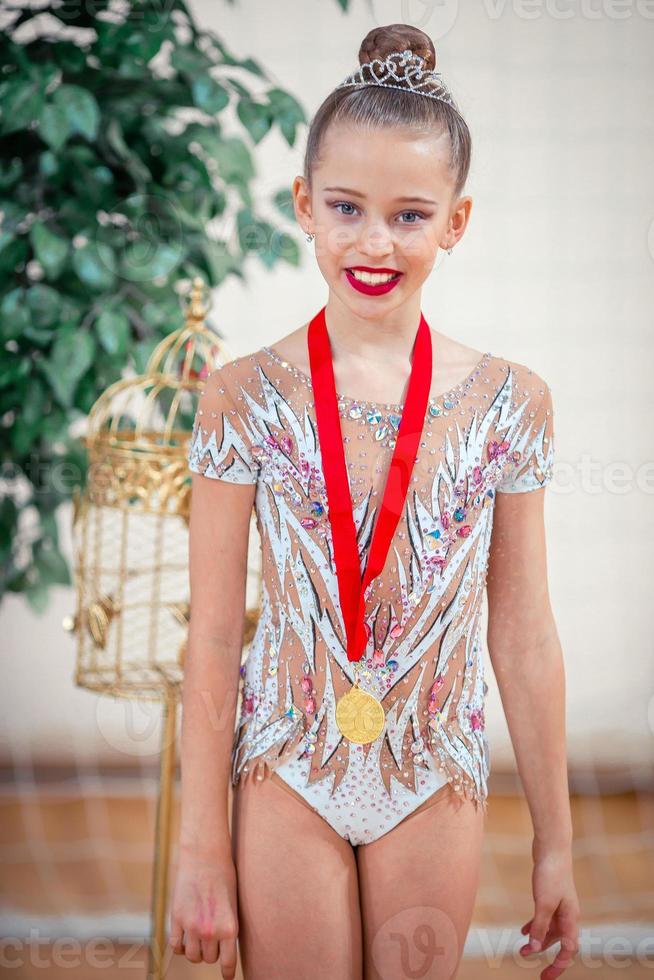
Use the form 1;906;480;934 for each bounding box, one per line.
293;122;472;317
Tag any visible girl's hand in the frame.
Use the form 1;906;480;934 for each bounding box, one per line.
519;846;580;979
168;843;239;980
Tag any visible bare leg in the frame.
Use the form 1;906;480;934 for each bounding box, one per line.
356;784;485;980
231;771;363;980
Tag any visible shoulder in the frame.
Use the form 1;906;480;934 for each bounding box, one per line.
204;350;265;400
486;352;552;405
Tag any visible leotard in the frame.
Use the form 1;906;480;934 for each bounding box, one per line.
186;343;555;845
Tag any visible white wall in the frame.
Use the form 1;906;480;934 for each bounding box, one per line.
3;0;653;773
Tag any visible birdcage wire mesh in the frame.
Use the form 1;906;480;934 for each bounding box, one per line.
69;278;258;701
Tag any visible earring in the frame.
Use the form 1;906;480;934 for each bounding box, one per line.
305;230;315;243
447;246;453;256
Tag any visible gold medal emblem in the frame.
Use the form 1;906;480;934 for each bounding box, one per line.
335;680;385;744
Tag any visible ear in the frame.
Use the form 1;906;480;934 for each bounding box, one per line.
440;195;473;250
293;175;313;232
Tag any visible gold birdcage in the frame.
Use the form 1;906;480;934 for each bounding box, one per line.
67;277;260;700
64;277;261;979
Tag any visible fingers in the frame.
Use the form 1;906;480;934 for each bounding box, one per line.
200;935;219;964
541;934;580;980
169;916;239;973
219;935;239;980
521;919;560;955
520;902;580;978
168;929;233;968
168;914;186;955
523;902;558;954
181;931;202;963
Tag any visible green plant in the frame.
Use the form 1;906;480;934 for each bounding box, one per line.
0;0;322;612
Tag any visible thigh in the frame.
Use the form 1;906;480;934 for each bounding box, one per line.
356;784;485;980
231;771;363;980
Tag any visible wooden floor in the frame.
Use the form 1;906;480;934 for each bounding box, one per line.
1;774;653;977
9;945;653;979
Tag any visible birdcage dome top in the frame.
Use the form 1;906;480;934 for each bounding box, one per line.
85;279;226;454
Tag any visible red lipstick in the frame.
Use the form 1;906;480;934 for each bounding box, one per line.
344;266;403;296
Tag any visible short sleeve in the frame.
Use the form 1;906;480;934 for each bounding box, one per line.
496;382;555;493
187;367;260;485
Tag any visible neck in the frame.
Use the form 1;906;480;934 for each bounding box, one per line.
324;293;425;368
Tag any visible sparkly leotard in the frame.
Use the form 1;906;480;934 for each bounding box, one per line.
187;342;555;845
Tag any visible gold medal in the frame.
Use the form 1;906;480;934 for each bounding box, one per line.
335;676;385;744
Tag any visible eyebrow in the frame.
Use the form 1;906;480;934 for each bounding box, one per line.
322;186;438;206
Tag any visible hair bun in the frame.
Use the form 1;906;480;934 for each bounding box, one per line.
358;24;436;71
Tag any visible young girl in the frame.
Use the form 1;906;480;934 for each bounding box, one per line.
170;23;580;980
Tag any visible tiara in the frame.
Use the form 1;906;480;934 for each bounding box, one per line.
335;48;461;114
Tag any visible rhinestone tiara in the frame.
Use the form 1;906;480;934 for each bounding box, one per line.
335;48;462;115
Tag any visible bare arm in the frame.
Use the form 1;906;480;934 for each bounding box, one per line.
179;471;256;858
170;367;260;976
486;487;579;976
486;487;571;848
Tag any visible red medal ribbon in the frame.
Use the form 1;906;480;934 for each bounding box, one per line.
308;305;432;663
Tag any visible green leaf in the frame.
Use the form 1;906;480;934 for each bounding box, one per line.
202;241;241;285
12;413;42;457
132;337;161;375
237;98;272;144
38;102;70;152
1;287;30;340
0;355;30;391
39;512;60;547
209;38;266;79
53;84;100;141
0;200;28;233
192;76;229;115
53;41;87;74
39;151;58;178
32;536;71;586
41;328;95;408
171;48;212;75
23;326;57;346
276;232;300;268
267;88;306;146
257;229;299;270
0;496;17;556
224;76;251;99
0;80;43;134
273;187;295;221
239;57;266;78
21;376;47;428
27;284;63;329
94;309;130;356
0;236;28;278
105;118;151;183
0;157;23;189
41;407;71;441
25;581;49;614
72;243;116;291
267;88;306;123
209;136;255;185
120;242;183;283
30;223;69;279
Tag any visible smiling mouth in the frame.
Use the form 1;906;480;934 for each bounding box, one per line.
346;269;402;284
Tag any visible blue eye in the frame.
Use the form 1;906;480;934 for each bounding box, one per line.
331;202;426;223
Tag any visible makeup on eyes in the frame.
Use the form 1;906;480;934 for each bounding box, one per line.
327;200;431;223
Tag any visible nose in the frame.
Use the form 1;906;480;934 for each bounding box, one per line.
357;220;394;258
